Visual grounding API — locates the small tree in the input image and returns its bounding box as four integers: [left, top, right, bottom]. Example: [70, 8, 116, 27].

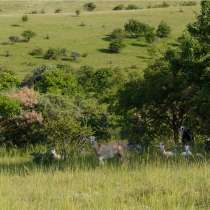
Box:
[124, 19, 148, 38]
[109, 28, 126, 40]
[22, 15, 28, 22]
[113, 4, 124, 10]
[21, 30, 36, 42]
[144, 26, 156, 43]
[75, 9, 81, 16]
[109, 39, 125, 53]
[83, 2, 96, 11]
[156, 21, 171, 38]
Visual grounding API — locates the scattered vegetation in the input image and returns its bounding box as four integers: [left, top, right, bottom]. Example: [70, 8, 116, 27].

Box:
[83, 2, 96, 11]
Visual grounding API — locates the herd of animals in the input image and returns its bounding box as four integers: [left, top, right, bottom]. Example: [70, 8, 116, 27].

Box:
[31, 126, 210, 165]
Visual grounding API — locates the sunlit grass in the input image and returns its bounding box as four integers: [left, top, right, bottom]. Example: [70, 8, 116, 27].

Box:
[0, 149, 209, 210]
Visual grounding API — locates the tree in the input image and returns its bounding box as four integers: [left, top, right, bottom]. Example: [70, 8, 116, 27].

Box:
[21, 30, 36, 42]
[109, 39, 125, 53]
[118, 0, 210, 143]
[109, 28, 126, 40]
[156, 21, 171, 38]
[22, 15, 28, 22]
[124, 19, 148, 38]
[83, 2, 96, 11]
[75, 9, 81, 16]
[188, 0, 210, 50]
[144, 26, 156, 43]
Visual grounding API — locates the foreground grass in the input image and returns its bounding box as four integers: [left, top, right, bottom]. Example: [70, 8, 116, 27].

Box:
[0, 152, 210, 210]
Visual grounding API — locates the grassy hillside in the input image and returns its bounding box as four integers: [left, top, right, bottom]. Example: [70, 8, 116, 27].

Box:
[0, 2, 199, 78]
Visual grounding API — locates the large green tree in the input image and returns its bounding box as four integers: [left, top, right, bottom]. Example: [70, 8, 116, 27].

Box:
[118, 0, 210, 144]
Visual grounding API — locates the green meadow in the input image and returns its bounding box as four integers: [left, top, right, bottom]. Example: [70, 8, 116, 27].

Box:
[0, 1, 199, 78]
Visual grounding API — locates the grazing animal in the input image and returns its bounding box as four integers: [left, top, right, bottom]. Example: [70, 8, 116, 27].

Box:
[179, 126, 194, 145]
[181, 145, 193, 157]
[159, 143, 176, 158]
[89, 136, 126, 165]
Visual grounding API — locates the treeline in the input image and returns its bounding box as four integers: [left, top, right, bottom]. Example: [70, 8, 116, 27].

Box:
[0, 0, 209, 150]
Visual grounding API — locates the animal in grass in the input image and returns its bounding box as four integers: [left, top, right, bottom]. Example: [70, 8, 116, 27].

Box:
[159, 143, 176, 158]
[181, 145, 193, 157]
[89, 136, 127, 165]
[179, 126, 194, 146]
[31, 148, 61, 163]
[204, 139, 210, 153]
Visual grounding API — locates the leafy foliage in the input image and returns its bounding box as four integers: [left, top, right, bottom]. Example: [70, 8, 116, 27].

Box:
[156, 21, 171, 38]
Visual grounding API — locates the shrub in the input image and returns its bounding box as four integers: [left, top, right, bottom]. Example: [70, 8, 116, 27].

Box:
[109, 39, 125, 53]
[156, 21, 171, 38]
[71, 51, 81, 61]
[21, 30, 36, 42]
[31, 10, 38, 14]
[126, 4, 139, 10]
[83, 2, 96, 11]
[43, 48, 68, 60]
[144, 26, 156, 43]
[54, 8, 62, 13]
[8, 36, 21, 43]
[75, 9, 80, 16]
[124, 19, 149, 38]
[180, 1, 197, 6]
[33, 67, 80, 96]
[44, 48, 59, 60]
[9, 87, 39, 109]
[109, 28, 126, 40]
[113, 4, 124, 10]
[29, 48, 43, 56]
[0, 70, 19, 91]
[22, 15, 28, 22]
[0, 95, 21, 118]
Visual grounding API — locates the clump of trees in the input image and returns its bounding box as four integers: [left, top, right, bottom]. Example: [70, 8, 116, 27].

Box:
[117, 0, 210, 144]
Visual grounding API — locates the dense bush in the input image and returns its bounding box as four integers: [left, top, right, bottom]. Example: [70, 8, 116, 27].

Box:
[156, 21, 171, 38]
[21, 30, 36, 42]
[113, 4, 124, 10]
[180, 1, 197, 6]
[54, 8, 62, 13]
[0, 95, 21, 118]
[126, 4, 139, 10]
[44, 48, 68, 60]
[83, 2, 96, 11]
[33, 67, 80, 96]
[109, 28, 126, 40]
[29, 48, 43, 56]
[0, 70, 19, 91]
[22, 15, 28, 22]
[124, 19, 149, 38]
[144, 26, 156, 43]
[8, 36, 21, 43]
[109, 39, 125, 53]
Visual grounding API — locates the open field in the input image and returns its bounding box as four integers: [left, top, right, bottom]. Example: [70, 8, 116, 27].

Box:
[0, 1, 199, 78]
[0, 152, 210, 210]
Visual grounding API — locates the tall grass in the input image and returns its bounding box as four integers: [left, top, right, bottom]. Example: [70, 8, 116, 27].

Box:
[0, 148, 210, 210]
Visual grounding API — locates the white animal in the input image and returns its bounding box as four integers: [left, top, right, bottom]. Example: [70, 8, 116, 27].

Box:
[181, 145, 193, 157]
[159, 143, 176, 158]
[50, 148, 61, 160]
[89, 136, 126, 165]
